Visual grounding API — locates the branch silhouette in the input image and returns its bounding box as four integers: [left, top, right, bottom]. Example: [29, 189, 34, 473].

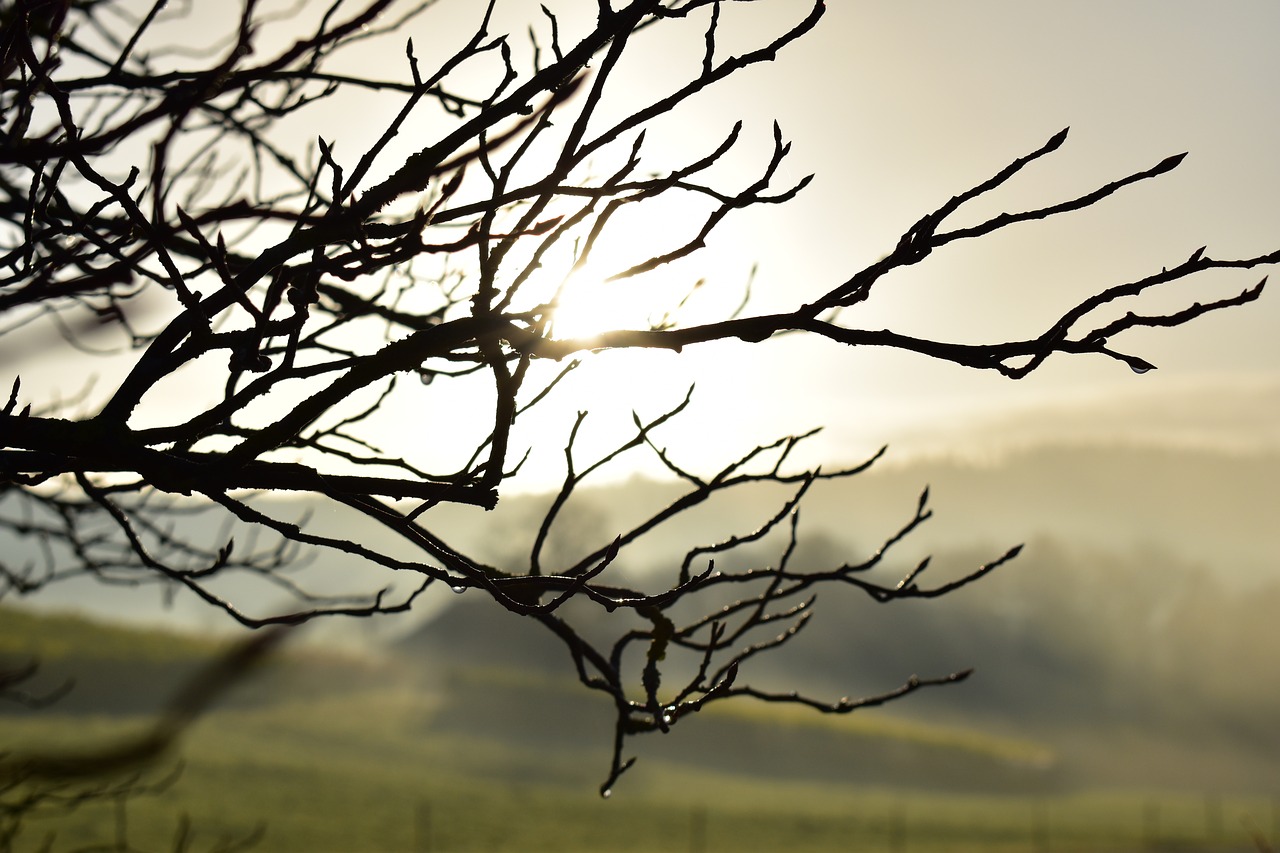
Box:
[0, 0, 1272, 800]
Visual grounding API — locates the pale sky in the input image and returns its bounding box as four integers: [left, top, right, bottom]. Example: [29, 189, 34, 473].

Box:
[7, 1, 1278, 490]
[469, 0, 1280, 484]
[756, 1, 1277, 463]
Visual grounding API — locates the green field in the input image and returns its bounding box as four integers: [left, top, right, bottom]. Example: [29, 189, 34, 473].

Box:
[2, 609, 1275, 852]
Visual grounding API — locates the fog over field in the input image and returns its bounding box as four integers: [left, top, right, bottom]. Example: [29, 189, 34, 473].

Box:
[12, 374, 1277, 619]
[6, 377, 1277, 796]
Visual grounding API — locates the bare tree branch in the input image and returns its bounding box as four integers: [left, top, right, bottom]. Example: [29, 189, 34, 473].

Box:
[0, 0, 1271, 800]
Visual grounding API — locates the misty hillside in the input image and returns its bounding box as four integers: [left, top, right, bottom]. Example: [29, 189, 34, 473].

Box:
[0, 606, 391, 716]
[397, 531, 1280, 793]
[0, 605, 1060, 799]
[4, 438, 1278, 793]
[476, 443, 1277, 585]
[5, 441, 1275, 633]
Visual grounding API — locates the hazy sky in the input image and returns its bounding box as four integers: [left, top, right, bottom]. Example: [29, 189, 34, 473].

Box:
[468, 0, 1280, 483]
[8, 1, 1278, 490]
[773, 1, 1277, 460]
[700, 3, 1277, 425]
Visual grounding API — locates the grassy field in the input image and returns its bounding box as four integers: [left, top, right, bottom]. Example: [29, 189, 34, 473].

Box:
[6, 692, 1276, 852]
[2, 609, 1276, 852]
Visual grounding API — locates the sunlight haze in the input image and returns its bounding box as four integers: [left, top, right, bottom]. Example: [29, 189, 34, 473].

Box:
[5, 1, 1275, 488]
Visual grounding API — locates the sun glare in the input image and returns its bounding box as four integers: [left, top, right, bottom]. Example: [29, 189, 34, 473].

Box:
[544, 246, 693, 343]
[537, 194, 729, 343]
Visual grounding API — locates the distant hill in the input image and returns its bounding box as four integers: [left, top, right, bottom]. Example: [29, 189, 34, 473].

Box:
[5, 429, 1278, 791]
[1, 606, 1061, 795]
[6, 439, 1275, 626]
[0, 606, 390, 716]
[397, 529, 1280, 792]
[452, 442, 1279, 589]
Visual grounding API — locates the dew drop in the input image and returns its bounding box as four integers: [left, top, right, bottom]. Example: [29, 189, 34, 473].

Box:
[450, 585, 467, 594]
[1129, 363, 1155, 375]
[601, 788, 612, 799]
